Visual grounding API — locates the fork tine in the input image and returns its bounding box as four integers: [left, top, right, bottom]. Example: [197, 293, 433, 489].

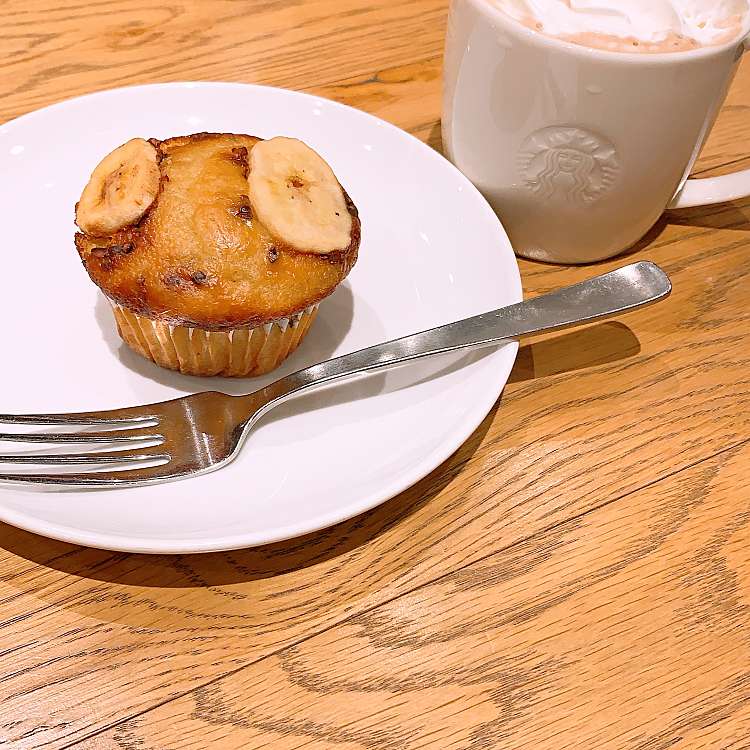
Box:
[0, 464, 182, 486]
[0, 452, 169, 465]
[0, 412, 157, 426]
[0, 430, 163, 444]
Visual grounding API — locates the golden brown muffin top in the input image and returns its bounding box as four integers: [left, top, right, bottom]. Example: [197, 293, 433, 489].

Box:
[74, 133, 360, 330]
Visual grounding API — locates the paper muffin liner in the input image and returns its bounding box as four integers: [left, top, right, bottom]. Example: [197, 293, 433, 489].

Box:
[111, 303, 319, 377]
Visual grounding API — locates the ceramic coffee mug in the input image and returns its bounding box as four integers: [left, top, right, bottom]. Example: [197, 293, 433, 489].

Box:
[443, 0, 750, 263]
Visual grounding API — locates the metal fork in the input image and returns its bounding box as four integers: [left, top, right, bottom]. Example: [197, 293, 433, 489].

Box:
[0, 261, 670, 488]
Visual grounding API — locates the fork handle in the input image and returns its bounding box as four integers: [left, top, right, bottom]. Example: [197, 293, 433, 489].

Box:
[260, 261, 671, 404]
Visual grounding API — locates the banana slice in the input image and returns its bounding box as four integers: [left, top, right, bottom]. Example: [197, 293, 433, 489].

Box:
[247, 137, 352, 254]
[76, 138, 160, 235]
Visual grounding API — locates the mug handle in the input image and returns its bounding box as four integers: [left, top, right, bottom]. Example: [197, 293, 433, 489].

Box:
[668, 168, 750, 209]
[669, 36, 750, 210]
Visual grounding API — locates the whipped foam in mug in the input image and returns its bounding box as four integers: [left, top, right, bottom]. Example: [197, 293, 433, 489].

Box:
[490, 0, 749, 53]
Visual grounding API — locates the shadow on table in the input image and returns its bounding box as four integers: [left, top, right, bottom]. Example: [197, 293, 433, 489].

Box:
[509, 320, 640, 385]
[667, 199, 750, 231]
[427, 120, 443, 154]
[0, 321, 641, 589]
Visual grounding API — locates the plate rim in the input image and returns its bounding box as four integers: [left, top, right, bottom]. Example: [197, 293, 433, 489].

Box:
[0, 81, 522, 554]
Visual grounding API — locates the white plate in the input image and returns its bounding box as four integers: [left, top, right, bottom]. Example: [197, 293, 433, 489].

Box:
[0, 82, 521, 554]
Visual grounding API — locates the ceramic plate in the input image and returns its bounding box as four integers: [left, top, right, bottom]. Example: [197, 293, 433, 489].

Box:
[0, 82, 521, 553]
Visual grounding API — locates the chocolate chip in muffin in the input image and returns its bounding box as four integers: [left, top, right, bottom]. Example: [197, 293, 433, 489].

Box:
[191, 271, 209, 286]
[90, 242, 135, 271]
[91, 242, 133, 258]
[163, 272, 184, 289]
[164, 268, 215, 290]
[267, 246, 279, 263]
[232, 195, 253, 221]
[228, 146, 249, 178]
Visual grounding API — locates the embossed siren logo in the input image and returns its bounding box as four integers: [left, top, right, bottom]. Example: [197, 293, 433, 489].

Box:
[518, 127, 619, 204]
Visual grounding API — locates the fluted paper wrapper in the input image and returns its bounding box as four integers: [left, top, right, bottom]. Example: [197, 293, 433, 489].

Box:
[111, 304, 318, 377]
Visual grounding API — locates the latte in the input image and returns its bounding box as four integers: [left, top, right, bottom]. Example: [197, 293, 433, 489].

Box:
[489, 0, 749, 53]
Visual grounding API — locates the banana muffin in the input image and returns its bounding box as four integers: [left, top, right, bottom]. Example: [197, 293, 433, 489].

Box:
[74, 133, 360, 376]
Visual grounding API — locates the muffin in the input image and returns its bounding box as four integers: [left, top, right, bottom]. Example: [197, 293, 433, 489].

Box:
[74, 133, 360, 376]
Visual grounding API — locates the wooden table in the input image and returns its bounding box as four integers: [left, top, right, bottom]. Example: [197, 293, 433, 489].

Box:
[2, 2, 750, 748]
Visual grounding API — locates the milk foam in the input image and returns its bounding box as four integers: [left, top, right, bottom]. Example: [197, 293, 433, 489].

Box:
[492, 0, 749, 50]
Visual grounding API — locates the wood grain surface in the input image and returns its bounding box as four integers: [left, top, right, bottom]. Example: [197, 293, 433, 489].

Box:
[1, 1, 750, 748]
[82, 443, 750, 750]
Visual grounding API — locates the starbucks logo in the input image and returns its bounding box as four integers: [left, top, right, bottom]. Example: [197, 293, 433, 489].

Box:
[518, 126, 619, 204]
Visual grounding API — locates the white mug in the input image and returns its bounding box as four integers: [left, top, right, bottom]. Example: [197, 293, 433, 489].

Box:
[443, 0, 750, 264]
